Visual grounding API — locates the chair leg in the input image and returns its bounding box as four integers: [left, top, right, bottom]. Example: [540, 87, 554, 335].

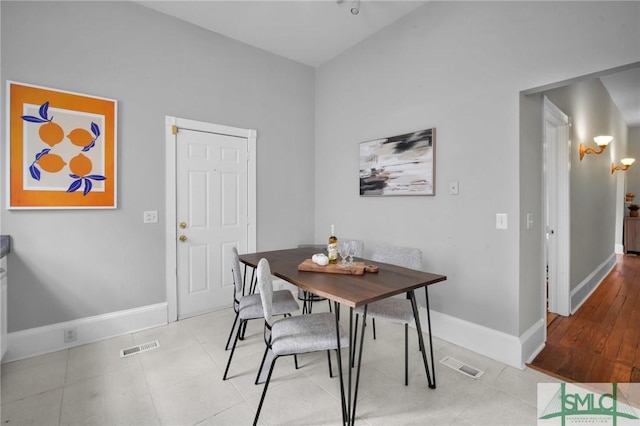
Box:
[249, 270, 257, 294]
[253, 356, 279, 426]
[223, 319, 244, 380]
[242, 266, 248, 296]
[404, 323, 409, 386]
[239, 323, 246, 340]
[326, 350, 333, 378]
[294, 354, 299, 369]
[372, 318, 377, 339]
[302, 291, 311, 315]
[239, 319, 249, 340]
[224, 312, 240, 350]
[255, 344, 271, 385]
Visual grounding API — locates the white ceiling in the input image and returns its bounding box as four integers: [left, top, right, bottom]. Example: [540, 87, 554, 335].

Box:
[134, 0, 427, 67]
[134, 0, 640, 127]
[601, 67, 640, 127]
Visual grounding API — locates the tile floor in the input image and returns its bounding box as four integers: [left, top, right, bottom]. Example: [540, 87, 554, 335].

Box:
[1, 303, 560, 425]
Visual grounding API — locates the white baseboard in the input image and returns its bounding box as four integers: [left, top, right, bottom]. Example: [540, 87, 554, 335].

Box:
[2, 294, 545, 370]
[520, 319, 546, 364]
[570, 253, 616, 314]
[615, 244, 625, 254]
[3, 302, 168, 363]
[416, 307, 543, 370]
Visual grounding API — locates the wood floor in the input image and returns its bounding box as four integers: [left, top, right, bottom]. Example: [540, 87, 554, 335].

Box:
[528, 253, 640, 383]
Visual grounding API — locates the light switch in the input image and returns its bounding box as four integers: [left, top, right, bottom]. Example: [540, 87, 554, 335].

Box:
[526, 213, 534, 229]
[496, 213, 508, 230]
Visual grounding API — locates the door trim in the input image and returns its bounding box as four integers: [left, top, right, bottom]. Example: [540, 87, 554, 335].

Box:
[542, 97, 571, 320]
[165, 116, 256, 322]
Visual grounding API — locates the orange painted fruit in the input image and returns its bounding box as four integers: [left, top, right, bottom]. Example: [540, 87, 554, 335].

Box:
[36, 153, 66, 173]
[67, 128, 93, 147]
[39, 122, 64, 147]
[69, 153, 93, 177]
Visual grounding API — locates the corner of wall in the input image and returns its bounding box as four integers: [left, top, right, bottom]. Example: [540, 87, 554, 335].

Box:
[418, 307, 529, 370]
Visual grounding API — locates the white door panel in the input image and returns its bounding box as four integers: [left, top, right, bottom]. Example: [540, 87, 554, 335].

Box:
[543, 97, 570, 320]
[176, 129, 248, 319]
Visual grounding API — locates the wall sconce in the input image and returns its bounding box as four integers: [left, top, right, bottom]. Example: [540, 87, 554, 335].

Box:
[611, 158, 636, 174]
[579, 135, 613, 160]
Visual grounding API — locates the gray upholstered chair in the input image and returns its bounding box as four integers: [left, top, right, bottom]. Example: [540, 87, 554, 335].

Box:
[354, 245, 425, 385]
[223, 247, 299, 380]
[253, 258, 349, 426]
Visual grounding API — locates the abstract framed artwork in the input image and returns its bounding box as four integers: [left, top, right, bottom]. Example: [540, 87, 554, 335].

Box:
[359, 128, 435, 196]
[7, 81, 117, 209]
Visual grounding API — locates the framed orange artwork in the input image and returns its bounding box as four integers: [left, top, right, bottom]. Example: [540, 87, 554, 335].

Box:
[7, 81, 117, 209]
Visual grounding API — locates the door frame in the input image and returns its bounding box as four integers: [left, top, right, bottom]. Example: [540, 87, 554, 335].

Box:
[542, 97, 571, 321]
[165, 116, 256, 322]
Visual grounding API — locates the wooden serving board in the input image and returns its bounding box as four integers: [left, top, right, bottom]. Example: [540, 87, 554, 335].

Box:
[298, 259, 366, 275]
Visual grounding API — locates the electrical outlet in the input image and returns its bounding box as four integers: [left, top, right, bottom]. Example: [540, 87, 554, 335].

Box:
[64, 328, 77, 343]
[143, 210, 158, 224]
[449, 181, 459, 195]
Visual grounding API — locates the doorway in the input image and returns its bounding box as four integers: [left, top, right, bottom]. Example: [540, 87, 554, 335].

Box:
[165, 117, 257, 321]
[543, 97, 571, 324]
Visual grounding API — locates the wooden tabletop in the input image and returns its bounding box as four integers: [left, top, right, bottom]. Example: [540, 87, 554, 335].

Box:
[239, 247, 447, 308]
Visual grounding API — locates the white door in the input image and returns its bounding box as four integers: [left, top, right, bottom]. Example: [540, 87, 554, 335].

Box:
[165, 117, 256, 322]
[175, 128, 248, 319]
[543, 97, 571, 319]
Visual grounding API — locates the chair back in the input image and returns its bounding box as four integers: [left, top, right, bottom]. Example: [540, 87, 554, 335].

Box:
[299, 241, 364, 257]
[230, 247, 244, 297]
[298, 243, 326, 250]
[372, 245, 422, 270]
[343, 239, 364, 257]
[257, 258, 274, 324]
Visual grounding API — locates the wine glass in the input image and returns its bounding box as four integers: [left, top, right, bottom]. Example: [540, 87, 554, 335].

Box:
[338, 241, 350, 268]
[347, 240, 358, 266]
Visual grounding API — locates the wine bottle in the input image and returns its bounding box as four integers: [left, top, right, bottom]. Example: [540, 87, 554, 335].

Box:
[327, 224, 338, 264]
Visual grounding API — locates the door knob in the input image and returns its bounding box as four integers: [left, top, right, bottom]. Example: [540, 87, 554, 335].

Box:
[179, 235, 187, 242]
[179, 222, 187, 229]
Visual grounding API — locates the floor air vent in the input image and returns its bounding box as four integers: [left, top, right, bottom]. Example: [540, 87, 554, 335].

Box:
[439, 356, 484, 379]
[120, 340, 160, 358]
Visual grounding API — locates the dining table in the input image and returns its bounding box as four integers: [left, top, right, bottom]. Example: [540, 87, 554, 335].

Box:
[238, 246, 447, 426]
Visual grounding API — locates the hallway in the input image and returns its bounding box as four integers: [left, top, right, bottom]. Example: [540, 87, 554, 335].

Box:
[529, 254, 640, 382]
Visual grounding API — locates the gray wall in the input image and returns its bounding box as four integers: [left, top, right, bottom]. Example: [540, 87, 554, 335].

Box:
[628, 126, 640, 202]
[544, 79, 628, 290]
[315, 1, 640, 336]
[518, 92, 544, 334]
[0, 1, 315, 331]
